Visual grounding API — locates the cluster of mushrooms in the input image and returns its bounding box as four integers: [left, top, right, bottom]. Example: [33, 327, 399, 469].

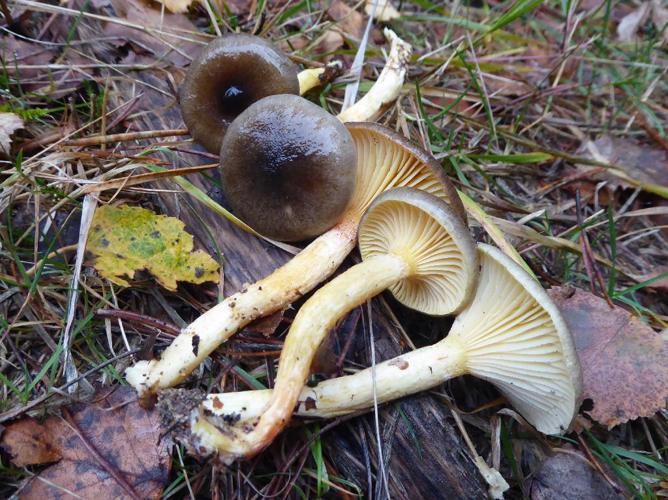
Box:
[125, 32, 583, 465]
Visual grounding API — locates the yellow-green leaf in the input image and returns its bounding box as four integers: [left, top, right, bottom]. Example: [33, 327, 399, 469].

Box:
[87, 205, 219, 290]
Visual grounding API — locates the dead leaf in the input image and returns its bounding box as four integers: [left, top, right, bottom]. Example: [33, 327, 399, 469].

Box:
[316, 30, 345, 55]
[107, 0, 207, 67]
[87, 205, 220, 290]
[0, 37, 53, 91]
[549, 286, 668, 428]
[0, 418, 62, 466]
[245, 309, 286, 337]
[617, 2, 651, 42]
[652, 0, 668, 44]
[1, 387, 171, 499]
[578, 135, 668, 189]
[155, 0, 195, 14]
[529, 452, 624, 499]
[0, 113, 24, 155]
[328, 0, 365, 39]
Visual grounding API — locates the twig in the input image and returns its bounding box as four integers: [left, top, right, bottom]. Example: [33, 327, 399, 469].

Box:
[95, 309, 181, 337]
[65, 128, 189, 147]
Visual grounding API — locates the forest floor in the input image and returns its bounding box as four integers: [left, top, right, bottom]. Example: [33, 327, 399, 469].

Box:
[1, 0, 667, 498]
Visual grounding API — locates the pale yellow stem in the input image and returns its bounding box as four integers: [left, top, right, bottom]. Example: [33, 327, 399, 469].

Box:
[126, 218, 358, 397]
[199, 335, 466, 424]
[193, 252, 412, 461]
[298, 68, 326, 95]
[336, 29, 412, 123]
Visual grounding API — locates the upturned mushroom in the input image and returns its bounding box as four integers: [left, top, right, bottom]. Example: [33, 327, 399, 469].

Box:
[126, 124, 465, 399]
[220, 94, 357, 241]
[185, 188, 478, 461]
[192, 243, 581, 451]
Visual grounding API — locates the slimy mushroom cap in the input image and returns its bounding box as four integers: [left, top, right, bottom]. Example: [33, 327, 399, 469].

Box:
[220, 95, 357, 242]
[180, 34, 300, 153]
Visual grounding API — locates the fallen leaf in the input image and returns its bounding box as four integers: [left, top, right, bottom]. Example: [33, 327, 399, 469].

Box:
[0, 36, 53, 84]
[0, 113, 24, 155]
[316, 30, 345, 55]
[617, 2, 651, 42]
[0, 418, 62, 466]
[155, 0, 194, 13]
[87, 205, 220, 290]
[328, 0, 365, 39]
[1, 387, 171, 499]
[651, 0, 668, 43]
[245, 308, 286, 337]
[107, 0, 207, 67]
[529, 452, 624, 499]
[578, 135, 668, 189]
[549, 286, 668, 428]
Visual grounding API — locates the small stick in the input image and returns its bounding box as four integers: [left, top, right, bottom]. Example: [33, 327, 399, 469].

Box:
[0, 0, 13, 26]
[95, 309, 181, 337]
[65, 129, 188, 147]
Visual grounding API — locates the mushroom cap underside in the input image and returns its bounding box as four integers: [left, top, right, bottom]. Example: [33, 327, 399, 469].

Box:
[345, 123, 466, 223]
[449, 243, 582, 435]
[358, 188, 478, 316]
[180, 34, 300, 153]
[220, 94, 357, 242]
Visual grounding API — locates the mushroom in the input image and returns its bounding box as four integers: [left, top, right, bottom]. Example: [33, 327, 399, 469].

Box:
[180, 30, 411, 153]
[220, 94, 357, 242]
[126, 123, 465, 400]
[193, 243, 582, 449]
[180, 34, 300, 154]
[187, 188, 478, 461]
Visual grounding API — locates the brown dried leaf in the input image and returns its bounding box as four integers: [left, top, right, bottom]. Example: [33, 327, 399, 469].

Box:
[578, 135, 668, 189]
[617, 2, 651, 42]
[245, 308, 285, 337]
[0, 113, 24, 155]
[0, 418, 61, 467]
[549, 286, 668, 428]
[529, 452, 624, 499]
[107, 0, 207, 67]
[1, 387, 171, 499]
[328, 0, 365, 39]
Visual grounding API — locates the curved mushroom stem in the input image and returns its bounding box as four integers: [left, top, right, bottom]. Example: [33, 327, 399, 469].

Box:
[126, 218, 358, 397]
[190, 253, 418, 461]
[337, 28, 412, 123]
[198, 336, 467, 427]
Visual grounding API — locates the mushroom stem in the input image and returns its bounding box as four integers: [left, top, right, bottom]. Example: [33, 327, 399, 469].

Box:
[212, 253, 411, 459]
[199, 337, 467, 424]
[297, 61, 342, 95]
[337, 28, 412, 123]
[125, 218, 358, 396]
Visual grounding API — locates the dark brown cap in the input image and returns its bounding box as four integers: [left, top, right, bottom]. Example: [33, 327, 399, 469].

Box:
[220, 95, 357, 242]
[180, 34, 299, 153]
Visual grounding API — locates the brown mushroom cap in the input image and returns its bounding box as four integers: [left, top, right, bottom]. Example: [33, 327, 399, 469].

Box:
[180, 34, 300, 154]
[220, 94, 357, 242]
